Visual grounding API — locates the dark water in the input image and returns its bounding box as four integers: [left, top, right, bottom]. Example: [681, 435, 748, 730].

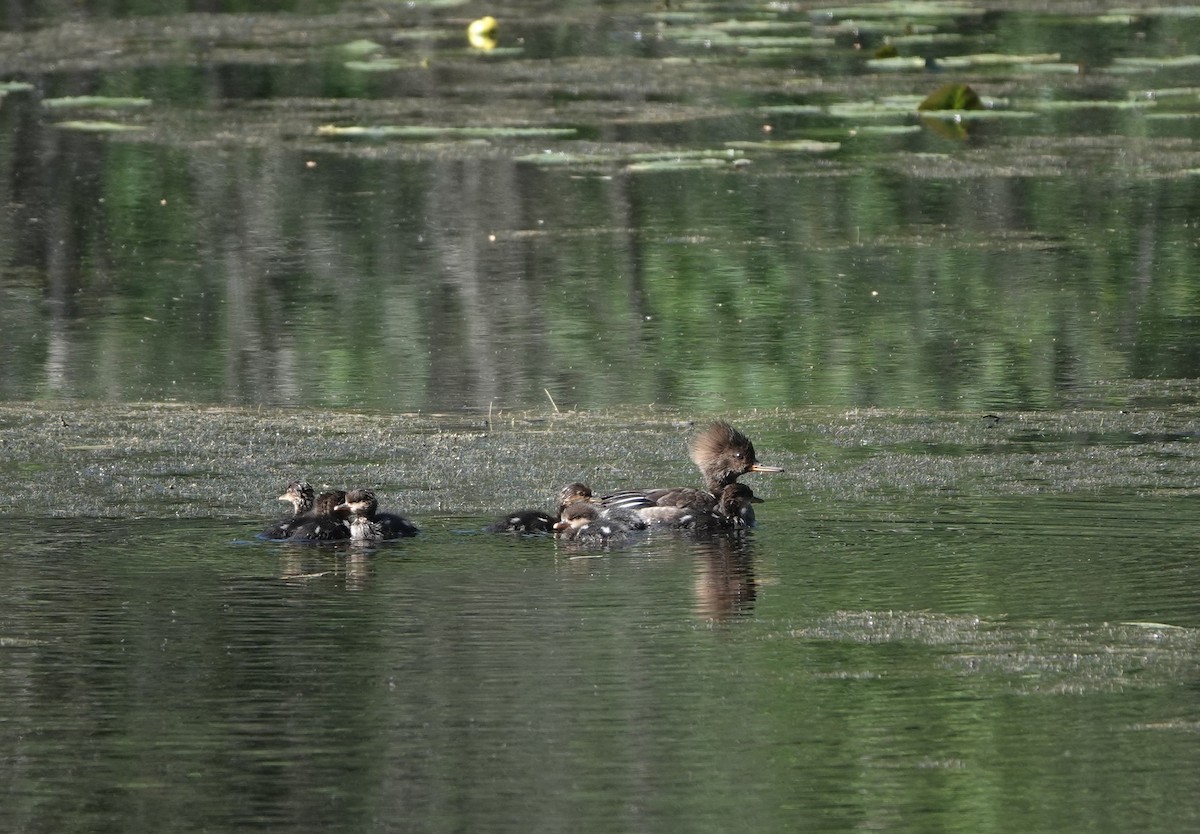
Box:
[2, 496, 1199, 833]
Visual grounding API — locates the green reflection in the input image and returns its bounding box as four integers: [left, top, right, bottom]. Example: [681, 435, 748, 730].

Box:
[3, 1, 1200, 412]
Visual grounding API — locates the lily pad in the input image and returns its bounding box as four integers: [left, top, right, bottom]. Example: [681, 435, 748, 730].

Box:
[624, 158, 734, 172]
[672, 32, 835, 49]
[814, 2, 985, 19]
[43, 96, 152, 109]
[760, 105, 826, 116]
[867, 56, 928, 70]
[1111, 55, 1200, 69]
[344, 58, 417, 72]
[337, 39, 384, 57]
[515, 148, 747, 169]
[852, 124, 924, 135]
[1030, 98, 1156, 111]
[0, 81, 34, 93]
[725, 139, 841, 152]
[627, 149, 745, 162]
[317, 125, 577, 139]
[828, 97, 927, 118]
[935, 52, 1062, 68]
[1110, 5, 1200, 16]
[54, 120, 146, 132]
[917, 109, 1037, 121]
[919, 83, 982, 111]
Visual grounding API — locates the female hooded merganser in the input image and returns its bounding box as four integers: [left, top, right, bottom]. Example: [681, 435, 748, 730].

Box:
[553, 502, 642, 543]
[336, 489, 419, 540]
[603, 421, 782, 515]
[261, 480, 316, 540]
[484, 482, 597, 534]
[635, 484, 764, 530]
[286, 489, 351, 541]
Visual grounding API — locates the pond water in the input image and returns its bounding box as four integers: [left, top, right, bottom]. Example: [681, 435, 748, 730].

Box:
[2, 406, 1200, 833]
[2, 1, 1200, 411]
[2, 496, 1199, 833]
[2, 0, 1200, 831]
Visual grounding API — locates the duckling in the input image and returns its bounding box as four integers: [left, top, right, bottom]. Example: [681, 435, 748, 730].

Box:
[336, 489, 419, 540]
[260, 480, 315, 540]
[286, 490, 351, 542]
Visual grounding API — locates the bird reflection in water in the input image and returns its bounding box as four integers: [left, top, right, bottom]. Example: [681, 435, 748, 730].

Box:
[273, 543, 375, 590]
[690, 533, 758, 622]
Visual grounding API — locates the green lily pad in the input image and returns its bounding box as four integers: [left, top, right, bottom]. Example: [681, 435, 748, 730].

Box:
[1030, 98, 1156, 111]
[0, 81, 34, 93]
[672, 31, 835, 49]
[317, 125, 577, 139]
[725, 139, 841, 152]
[43, 96, 152, 109]
[1111, 5, 1200, 16]
[1144, 112, 1200, 120]
[344, 59, 416, 72]
[816, 2, 985, 18]
[1136, 86, 1200, 100]
[515, 148, 746, 169]
[852, 124, 925, 135]
[1111, 55, 1200, 69]
[338, 39, 384, 57]
[936, 52, 1062, 68]
[867, 56, 928, 70]
[917, 109, 1037, 121]
[627, 149, 746, 163]
[54, 120, 146, 132]
[624, 158, 733, 172]
[828, 97, 926, 118]
[1016, 62, 1083, 74]
[760, 105, 826, 116]
[919, 83, 982, 111]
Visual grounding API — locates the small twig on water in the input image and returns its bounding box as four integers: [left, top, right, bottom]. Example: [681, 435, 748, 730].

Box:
[544, 388, 560, 414]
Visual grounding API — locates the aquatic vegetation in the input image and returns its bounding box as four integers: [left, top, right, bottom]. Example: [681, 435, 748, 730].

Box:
[53, 120, 146, 132]
[42, 96, 152, 109]
[317, 125, 577, 140]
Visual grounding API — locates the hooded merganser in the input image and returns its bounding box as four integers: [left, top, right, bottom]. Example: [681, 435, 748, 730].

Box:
[286, 489, 351, 541]
[261, 480, 316, 540]
[603, 421, 782, 514]
[633, 484, 763, 530]
[336, 489, 419, 540]
[484, 482, 597, 534]
[553, 502, 643, 543]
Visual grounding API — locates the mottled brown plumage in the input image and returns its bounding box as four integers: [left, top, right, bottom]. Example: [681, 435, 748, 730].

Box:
[602, 421, 781, 521]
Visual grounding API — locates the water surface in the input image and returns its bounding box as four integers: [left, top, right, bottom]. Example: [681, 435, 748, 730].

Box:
[3, 495, 1198, 833]
[3, 1, 1200, 830]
